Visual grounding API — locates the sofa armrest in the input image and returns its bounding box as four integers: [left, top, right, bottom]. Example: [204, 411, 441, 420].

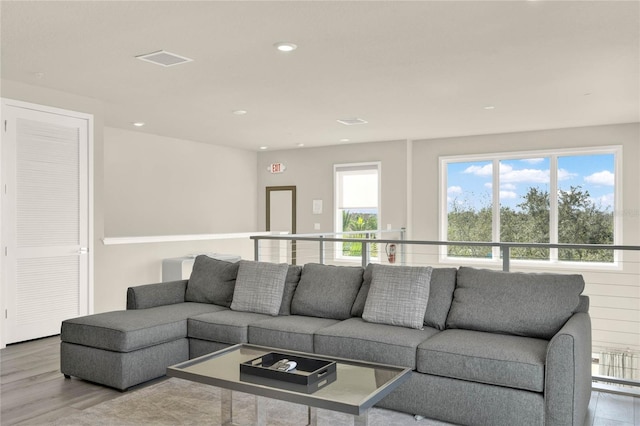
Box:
[126, 280, 188, 309]
[544, 312, 592, 426]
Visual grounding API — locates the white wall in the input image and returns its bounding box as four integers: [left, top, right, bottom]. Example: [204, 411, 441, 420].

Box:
[104, 127, 257, 236]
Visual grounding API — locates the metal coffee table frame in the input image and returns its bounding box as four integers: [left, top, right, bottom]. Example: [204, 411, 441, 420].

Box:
[167, 344, 411, 426]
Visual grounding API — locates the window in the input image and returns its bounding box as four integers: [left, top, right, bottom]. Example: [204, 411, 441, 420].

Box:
[441, 147, 619, 264]
[334, 163, 380, 259]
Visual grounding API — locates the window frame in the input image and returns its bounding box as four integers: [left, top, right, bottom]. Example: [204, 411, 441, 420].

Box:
[334, 161, 382, 262]
[439, 146, 622, 269]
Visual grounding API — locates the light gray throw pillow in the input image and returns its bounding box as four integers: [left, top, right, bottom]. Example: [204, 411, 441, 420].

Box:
[230, 260, 288, 316]
[362, 264, 433, 330]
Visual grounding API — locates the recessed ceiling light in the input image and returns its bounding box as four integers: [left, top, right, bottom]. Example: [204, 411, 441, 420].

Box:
[259, 146, 268, 150]
[233, 110, 247, 115]
[274, 42, 297, 52]
[132, 122, 145, 127]
[483, 106, 496, 110]
[297, 143, 305, 147]
[340, 138, 350, 142]
[337, 118, 368, 126]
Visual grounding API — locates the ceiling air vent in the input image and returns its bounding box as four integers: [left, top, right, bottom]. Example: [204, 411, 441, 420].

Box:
[135, 50, 193, 67]
[337, 118, 368, 126]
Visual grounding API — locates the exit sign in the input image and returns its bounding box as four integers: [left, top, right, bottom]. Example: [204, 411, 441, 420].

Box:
[268, 163, 286, 174]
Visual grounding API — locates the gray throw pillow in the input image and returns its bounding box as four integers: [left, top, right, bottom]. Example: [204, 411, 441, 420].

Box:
[279, 265, 303, 316]
[362, 264, 433, 330]
[446, 267, 585, 339]
[185, 255, 239, 307]
[231, 260, 289, 316]
[351, 265, 456, 331]
[291, 263, 364, 320]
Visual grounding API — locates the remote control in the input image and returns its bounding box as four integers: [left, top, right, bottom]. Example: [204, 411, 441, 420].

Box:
[271, 359, 297, 371]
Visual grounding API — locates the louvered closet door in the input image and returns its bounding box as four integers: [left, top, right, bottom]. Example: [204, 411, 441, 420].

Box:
[3, 102, 90, 344]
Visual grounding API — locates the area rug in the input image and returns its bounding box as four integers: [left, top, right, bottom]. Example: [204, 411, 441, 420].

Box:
[52, 378, 451, 425]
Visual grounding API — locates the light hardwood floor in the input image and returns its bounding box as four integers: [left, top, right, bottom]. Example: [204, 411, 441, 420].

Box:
[1, 336, 639, 425]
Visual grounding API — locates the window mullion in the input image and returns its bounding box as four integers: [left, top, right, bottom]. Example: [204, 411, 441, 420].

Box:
[492, 159, 501, 260]
[549, 155, 559, 262]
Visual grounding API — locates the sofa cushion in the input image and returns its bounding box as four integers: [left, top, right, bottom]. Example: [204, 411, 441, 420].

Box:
[446, 267, 585, 339]
[423, 268, 457, 330]
[61, 302, 224, 352]
[362, 264, 432, 329]
[314, 317, 439, 369]
[351, 266, 457, 331]
[291, 263, 363, 320]
[350, 263, 374, 316]
[185, 256, 239, 307]
[278, 265, 303, 316]
[416, 329, 548, 392]
[230, 260, 288, 316]
[187, 310, 272, 344]
[248, 315, 340, 353]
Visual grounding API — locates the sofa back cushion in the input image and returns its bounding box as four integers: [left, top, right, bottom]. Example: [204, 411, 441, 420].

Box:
[423, 268, 457, 330]
[279, 265, 303, 316]
[185, 255, 239, 307]
[446, 267, 585, 339]
[291, 263, 363, 320]
[351, 265, 457, 330]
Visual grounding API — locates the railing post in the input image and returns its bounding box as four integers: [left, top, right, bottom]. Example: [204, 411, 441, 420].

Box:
[400, 227, 406, 265]
[319, 236, 324, 265]
[254, 238, 260, 261]
[362, 233, 370, 268]
[502, 245, 510, 271]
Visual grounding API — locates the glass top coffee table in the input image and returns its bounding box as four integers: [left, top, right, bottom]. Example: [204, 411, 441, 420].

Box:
[167, 344, 411, 426]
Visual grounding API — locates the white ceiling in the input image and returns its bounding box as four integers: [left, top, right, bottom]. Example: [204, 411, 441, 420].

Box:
[1, 1, 638, 151]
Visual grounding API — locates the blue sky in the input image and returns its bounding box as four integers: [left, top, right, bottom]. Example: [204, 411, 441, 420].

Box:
[447, 154, 615, 211]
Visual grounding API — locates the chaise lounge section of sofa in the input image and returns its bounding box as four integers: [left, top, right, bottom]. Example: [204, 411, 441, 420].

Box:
[61, 256, 591, 426]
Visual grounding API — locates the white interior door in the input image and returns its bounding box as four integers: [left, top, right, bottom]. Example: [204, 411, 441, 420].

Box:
[1, 99, 92, 345]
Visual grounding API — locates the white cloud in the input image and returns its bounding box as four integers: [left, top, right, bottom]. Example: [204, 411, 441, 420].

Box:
[484, 182, 492, 189]
[500, 190, 518, 199]
[558, 168, 578, 181]
[464, 162, 578, 184]
[464, 164, 492, 176]
[447, 185, 463, 194]
[501, 183, 517, 190]
[585, 170, 614, 186]
[500, 167, 549, 183]
[521, 158, 545, 164]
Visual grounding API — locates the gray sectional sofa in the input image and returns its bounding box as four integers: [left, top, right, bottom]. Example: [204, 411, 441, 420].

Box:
[60, 256, 592, 426]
